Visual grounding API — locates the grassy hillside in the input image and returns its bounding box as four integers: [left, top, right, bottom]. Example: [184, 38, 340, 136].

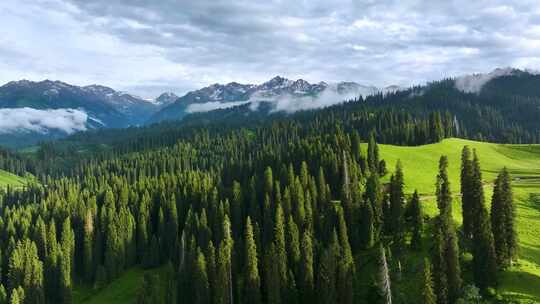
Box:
[375, 138, 540, 303]
[0, 169, 27, 188]
[74, 267, 168, 304]
[74, 138, 540, 303]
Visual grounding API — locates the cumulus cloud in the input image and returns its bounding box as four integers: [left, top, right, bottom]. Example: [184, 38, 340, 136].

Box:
[1, 0, 540, 97]
[0, 108, 89, 134]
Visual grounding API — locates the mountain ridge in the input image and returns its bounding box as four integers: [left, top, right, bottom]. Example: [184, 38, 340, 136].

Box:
[1, 68, 539, 148]
[149, 75, 399, 122]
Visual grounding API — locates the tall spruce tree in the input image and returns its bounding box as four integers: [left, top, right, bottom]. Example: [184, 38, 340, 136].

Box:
[193, 248, 210, 304]
[243, 217, 261, 304]
[389, 160, 405, 252]
[409, 190, 423, 250]
[365, 173, 383, 238]
[435, 156, 462, 303]
[0, 285, 6, 304]
[336, 207, 355, 304]
[421, 258, 436, 304]
[491, 168, 518, 268]
[470, 151, 498, 290]
[377, 244, 392, 304]
[274, 203, 288, 294]
[265, 244, 281, 304]
[216, 216, 234, 304]
[368, 132, 380, 173]
[360, 202, 375, 249]
[460, 146, 474, 243]
[317, 230, 339, 304]
[431, 225, 448, 304]
[299, 230, 314, 302]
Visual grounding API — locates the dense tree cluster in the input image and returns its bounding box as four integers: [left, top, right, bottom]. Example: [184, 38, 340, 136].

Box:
[0, 88, 521, 303]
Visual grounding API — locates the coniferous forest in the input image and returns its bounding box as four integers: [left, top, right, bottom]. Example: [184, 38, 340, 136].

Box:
[0, 96, 521, 304]
[3, 1, 540, 302]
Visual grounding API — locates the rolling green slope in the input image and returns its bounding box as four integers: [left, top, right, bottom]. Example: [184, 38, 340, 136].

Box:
[74, 138, 540, 304]
[375, 138, 540, 303]
[74, 267, 168, 304]
[73, 268, 145, 304]
[0, 169, 26, 188]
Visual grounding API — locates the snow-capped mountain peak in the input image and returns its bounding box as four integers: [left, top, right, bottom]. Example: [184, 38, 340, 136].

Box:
[154, 92, 179, 105]
[150, 75, 404, 122]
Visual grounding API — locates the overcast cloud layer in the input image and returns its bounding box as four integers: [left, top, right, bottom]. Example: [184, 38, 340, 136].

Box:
[1, 0, 540, 98]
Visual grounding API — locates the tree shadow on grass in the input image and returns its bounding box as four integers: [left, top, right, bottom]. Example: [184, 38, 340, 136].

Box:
[519, 243, 540, 266]
[500, 270, 540, 303]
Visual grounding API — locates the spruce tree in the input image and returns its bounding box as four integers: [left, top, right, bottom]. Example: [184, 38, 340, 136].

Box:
[460, 146, 473, 242]
[7, 240, 45, 304]
[59, 252, 72, 304]
[9, 288, 20, 304]
[0, 285, 6, 304]
[216, 216, 234, 304]
[243, 217, 261, 304]
[365, 173, 383, 237]
[409, 190, 423, 250]
[286, 216, 300, 277]
[61, 217, 75, 282]
[299, 231, 314, 302]
[45, 223, 59, 303]
[336, 207, 355, 304]
[193, 248, 210, 304]
[470, 151, 498, 290]
[389, 160, 405, 252]
[431, 225, 448, 304]
[137, 192, 150, 262]
[231, 181, 243, 238]
[491, 172, 506, 267]
[83, 210, 94, 283]
[264, 166, 274, 197]
[435, 156, 462, 303]
[368, 132, 380, 173]
[264, 244, 281, 304]
[274, 203, 288, 291]
[360, 202, 375, 249]
[421, 258, 436, 304]
[491, 168, 517, 267]
[377, 244, 392, 304]
[317, 230, 339, 304]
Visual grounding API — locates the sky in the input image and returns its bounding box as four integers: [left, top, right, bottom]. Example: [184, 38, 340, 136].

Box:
[1, 0, 540, 99]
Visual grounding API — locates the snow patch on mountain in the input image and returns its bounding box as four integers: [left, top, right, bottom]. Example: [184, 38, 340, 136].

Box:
[180, 76, 401, 114]
[153, 92, 179, 105]
[0, 108, 89, 134]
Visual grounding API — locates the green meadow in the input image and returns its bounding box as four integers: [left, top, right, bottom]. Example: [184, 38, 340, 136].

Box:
[376, 138, 540, 303]
[73, 138, 540, 303]
[73, 267, 168, 304]
[0, 169, 27, 188]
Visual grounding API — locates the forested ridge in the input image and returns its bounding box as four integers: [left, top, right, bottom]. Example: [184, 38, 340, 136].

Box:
[0, 73, 536, 303]
[3, 71, 540, 180]
[0, 104, 518, 303]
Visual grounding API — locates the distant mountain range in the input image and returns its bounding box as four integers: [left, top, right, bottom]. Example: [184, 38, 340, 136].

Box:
[0, 76, 398, 146]
[0, 80, 176, 147]
[0, 68, 538, 148]
[149, 76, 400, 122]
